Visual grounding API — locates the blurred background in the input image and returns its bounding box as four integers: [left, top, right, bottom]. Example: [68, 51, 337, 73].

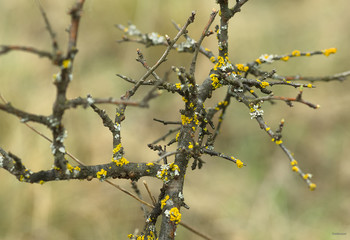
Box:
[0, 0, 349, 239]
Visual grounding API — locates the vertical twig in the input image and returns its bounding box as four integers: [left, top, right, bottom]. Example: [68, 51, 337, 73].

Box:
[189, 9, 218, 77]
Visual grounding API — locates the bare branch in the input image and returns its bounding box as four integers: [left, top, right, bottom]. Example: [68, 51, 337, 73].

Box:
[67, 0, 85, 54]
[0, 102, 51, 126]
[123, 11, 196, 101]
[66, 96, 141, 109]
[36, 1, 60, 56]
[153, 118, 182, 125]
[189, 9, 218, 76]
[1, 1, 349, 239]
[230, 0, 250, 17]
[0, 45, 53, 60]
[249, 92, 320, 109]
[282, 70, 350, 82]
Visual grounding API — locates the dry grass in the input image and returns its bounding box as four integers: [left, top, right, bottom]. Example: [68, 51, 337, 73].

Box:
[0, 1, 349, 239]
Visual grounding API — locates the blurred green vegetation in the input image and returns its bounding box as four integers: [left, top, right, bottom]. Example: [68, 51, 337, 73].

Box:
[0, 1, 349, 239]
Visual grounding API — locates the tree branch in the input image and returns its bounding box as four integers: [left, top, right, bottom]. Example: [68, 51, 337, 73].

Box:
[0, 45, 53, 60]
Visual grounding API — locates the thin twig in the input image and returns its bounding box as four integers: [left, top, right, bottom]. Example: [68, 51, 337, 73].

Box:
[230, 0, 250, 17]
[154, 151, 179, 163]
[106, 180, 154, 208]
[151, 127, 181, 145]
[143, 180, 156, 205]
[190, 9, 218, 76]
[67, 0, 85, 53]
[171, 20, 217, 61]
[179, 222, 213, 240]
[212, 93, 231, 142]
[140, 77, 167, 107]
[131, 180, 149, 217]
[0, 45, 53, 60]
[153, 118, 181, 125]
[283, 70, 350, 82]
[202, 148, 243, 165]
[66, 96, 141, 109]
[0, 102, 51, 126]
[136, 48, 162, 81]
[36, 1, 60, 54]
[249, 93, 319, 109]
[124, 11, 196, 100]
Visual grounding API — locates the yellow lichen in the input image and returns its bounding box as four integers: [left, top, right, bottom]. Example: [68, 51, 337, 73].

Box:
[275, 139, 283, 145]
[292, 50, 301, 56]
[161, 195, 170, 209]
[260, 81, 269, 88]
[175, 131, 180, 141]
[113, 143, 122, 155]
[323, 48, 337, 56]
[147, 231, 156, 240]
[292, 166, 299, 172]
[210, 73, 221, 89]
[169, 163, 180, 174]
[189, 102, 194, 109]
[168, 207, 181, 224]
[62, 59, 71, 69]
[113, 157, 129, 166]
[235, 63, 249, 72]
[236, 159, 244, 168]
[74, 166, 81, 171]
[281, 56, 289, 61]
[309, 183, 316, 191]
[303, 173, 310, 179]
[66, 163, 74, 172]
[290, 159, 298, 166]
[181, 114, 192, 125]
[175, 83, 182, 90]
[96, 168, 107, 179]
